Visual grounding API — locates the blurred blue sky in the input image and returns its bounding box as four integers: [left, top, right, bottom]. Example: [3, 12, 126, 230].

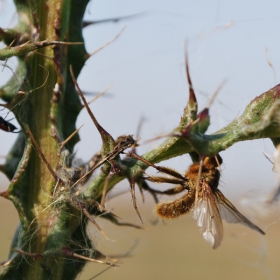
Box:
[0, 0, 279, 208]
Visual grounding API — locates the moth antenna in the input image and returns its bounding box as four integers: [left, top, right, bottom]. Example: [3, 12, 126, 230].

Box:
[26, 125, 58, 181]
[88, 27, 125, 58]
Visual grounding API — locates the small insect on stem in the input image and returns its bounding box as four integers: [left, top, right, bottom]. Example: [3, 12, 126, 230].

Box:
[0, 116, 19, 133]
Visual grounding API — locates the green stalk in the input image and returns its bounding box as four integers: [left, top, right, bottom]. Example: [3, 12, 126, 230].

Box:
[0, 1, 88, 279]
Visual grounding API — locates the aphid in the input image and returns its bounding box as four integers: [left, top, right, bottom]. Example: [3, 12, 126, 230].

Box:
[0, 116, 19, 133]
[143, 154, 265, 249]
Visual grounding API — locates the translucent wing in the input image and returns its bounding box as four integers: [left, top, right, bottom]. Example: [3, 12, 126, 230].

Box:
[215, 189, 265, 235]
[192, 182, 223, 249]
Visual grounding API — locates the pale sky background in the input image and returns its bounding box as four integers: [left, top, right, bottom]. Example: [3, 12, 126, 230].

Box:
[0, 0, 280, 207]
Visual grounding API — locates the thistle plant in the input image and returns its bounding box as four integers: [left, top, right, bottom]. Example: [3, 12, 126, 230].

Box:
[0, 1, 279, 280]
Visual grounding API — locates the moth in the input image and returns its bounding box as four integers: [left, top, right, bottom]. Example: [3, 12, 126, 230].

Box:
[0, 117, 18, 133]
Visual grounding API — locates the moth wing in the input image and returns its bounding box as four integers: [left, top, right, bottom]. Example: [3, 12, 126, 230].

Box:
[215, 189, 265, 235]
[192, 182, 223, 249]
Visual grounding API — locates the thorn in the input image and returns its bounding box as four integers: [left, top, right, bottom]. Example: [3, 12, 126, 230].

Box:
[13, 248, 43, 260]
[126, 152, 157, 169]
[184, 42, 197, 105]
[69, 65, 115, 148]
[26, 125, 58, 181]
[263, 152, 274, 165]
[59, 125, 84, 150]
[82, 207, 110, 240]
[100, 172, 114, 211]
[8, 39, 16, 48]
[130, 178, 143, 223]
[1, 259, 11, 267]
[69, 251, 118, 267]
[87, 27, 126, 58]
[87, 83, 113, 105]
[101, 160, 125, 210]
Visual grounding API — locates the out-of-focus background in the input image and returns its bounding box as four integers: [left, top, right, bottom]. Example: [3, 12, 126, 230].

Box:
[1, 0, 280, 279]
